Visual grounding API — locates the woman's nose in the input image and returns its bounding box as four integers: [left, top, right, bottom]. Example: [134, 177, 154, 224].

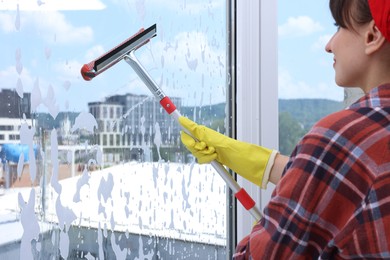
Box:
[325, 40, 332, 53]
[325, 34, 335, 53]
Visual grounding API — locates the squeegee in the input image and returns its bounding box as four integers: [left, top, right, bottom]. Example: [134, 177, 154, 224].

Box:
[81, 24, 262, 221]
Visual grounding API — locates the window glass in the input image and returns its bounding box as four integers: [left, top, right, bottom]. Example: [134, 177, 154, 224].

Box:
[0, 1, 228, 259]
[278, 0, 345, 155]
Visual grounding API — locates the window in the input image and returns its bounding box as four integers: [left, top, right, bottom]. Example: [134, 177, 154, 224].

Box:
[8, 134, 20, 140]
[109, 107, 114, 119]
[278, 0, 345, 156]
[97, 121, 104, 132]
[96, 107, 100, 118]
[116, 134, 120, 146]
[103, 134, 107, 146]
[0, 1, 230, 259]
[103, 107, 108, 119]
[0, 125, 13, 131]
[116, 107, 121, 119]
[235, 0, 358, 248]
[106, 120, 111, 132]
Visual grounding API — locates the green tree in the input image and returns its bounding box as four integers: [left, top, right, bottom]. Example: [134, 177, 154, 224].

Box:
[279, 111, 306, 156]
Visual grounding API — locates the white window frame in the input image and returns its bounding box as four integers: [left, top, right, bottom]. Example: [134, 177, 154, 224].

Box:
[235, 0, 278, 242]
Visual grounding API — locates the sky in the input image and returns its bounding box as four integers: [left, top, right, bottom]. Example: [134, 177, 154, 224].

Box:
[0, 0, 344, 115]
[278, 0, 344, 100]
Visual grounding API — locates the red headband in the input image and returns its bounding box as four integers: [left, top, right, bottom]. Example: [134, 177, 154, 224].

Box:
[368, 0, 390, 42]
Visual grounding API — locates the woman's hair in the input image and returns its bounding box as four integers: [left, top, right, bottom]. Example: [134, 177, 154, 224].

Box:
[329, 0, 373, 29]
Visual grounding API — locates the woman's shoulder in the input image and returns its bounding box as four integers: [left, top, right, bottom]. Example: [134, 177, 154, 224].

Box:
[306, 108, 359, 140]
[310, 104, 387, 137]
[296, 106, 388, 164]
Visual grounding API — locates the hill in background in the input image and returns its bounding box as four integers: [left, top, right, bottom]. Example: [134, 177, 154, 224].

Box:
[279, 99, 344, 130]
[33, 99, 344, 155]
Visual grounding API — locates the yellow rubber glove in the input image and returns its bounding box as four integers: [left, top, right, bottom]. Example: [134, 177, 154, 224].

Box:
[179, 117, 278, 189]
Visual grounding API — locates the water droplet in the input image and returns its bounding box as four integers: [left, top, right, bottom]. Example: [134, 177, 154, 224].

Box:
[44, 47, 51, 60]
[63, 80, 71, 90]
[15, 61, 23, 75]
[16, 78, 23, 98]
[31, 78, 42, 111]
[161, 55, 165, 68]
[15, 4, 20, 31]
[15, 48, 21, 61]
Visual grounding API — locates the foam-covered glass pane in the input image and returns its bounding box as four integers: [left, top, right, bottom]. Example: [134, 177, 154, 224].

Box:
[0, 0, 228, 258]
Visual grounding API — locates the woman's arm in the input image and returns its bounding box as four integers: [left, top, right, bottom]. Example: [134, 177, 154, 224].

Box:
[269, 154, 289, 185]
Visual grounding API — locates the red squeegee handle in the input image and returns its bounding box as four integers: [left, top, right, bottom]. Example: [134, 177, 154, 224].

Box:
[160, 96, 261, 220]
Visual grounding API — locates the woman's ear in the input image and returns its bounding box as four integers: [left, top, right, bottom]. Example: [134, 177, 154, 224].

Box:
[365, 20, 387, 55]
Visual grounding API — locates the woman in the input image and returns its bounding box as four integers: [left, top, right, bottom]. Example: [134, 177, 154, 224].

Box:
[180, 0, 390, 258]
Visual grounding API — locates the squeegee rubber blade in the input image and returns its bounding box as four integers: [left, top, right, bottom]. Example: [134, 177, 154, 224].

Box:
[94, 24, 157, 72]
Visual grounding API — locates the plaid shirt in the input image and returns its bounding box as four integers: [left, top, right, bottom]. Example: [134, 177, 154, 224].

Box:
[234, 84, 390, 259]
